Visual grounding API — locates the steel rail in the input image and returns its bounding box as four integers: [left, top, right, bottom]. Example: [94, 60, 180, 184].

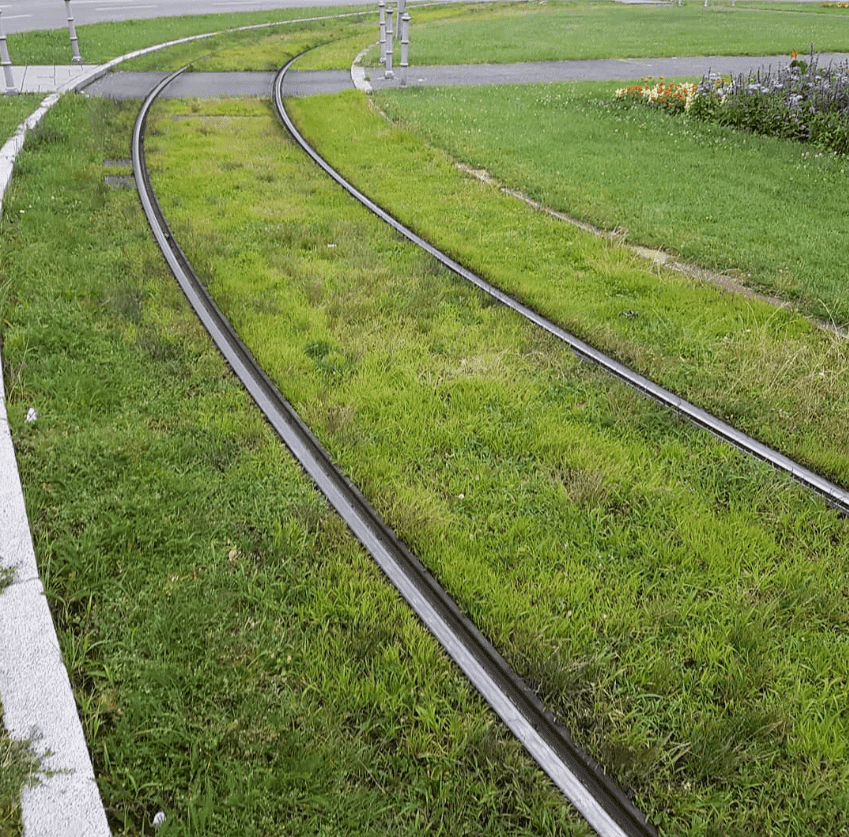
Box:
[133, 69, 656, 837]
[272, 60, 849, 518]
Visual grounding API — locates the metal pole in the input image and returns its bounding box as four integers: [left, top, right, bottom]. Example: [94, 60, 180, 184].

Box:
[0, 10, 18, 96]
[400, 12, 410, 88]
[65, 0, 83, 64]
[395, 0, 406, 38]
[378, 0, 386, 64]
[384, 6, 394, 79]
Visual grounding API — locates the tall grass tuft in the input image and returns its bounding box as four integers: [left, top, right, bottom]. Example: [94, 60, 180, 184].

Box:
[0, 711, 40, 837]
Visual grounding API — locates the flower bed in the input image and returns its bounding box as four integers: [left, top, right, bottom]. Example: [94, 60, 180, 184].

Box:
[615, 79, 698, 113]
[615, 49, 849, 155]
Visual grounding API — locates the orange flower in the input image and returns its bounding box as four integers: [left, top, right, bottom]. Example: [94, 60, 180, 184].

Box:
[791, 50, 799, 58]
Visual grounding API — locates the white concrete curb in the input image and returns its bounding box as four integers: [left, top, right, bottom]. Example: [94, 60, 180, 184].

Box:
[351, 44, 374, 92]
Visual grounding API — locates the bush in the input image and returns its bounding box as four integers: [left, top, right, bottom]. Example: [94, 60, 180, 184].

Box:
[689, 47, 849, 154]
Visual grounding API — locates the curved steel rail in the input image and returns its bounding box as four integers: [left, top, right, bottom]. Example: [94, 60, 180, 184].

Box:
[133, 69, 656, 837]
[272, 59, 849, 519]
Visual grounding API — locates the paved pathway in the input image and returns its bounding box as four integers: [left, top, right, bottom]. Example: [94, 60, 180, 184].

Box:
[365, 52, 849, 89]
[8, 52, 849, 97]
[5, 64, 97, 93]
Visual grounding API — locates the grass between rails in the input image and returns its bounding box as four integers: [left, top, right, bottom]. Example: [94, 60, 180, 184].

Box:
[143, 94, 849, 834]
[0, 96, 587, 837]
[296, 86, 849, 489]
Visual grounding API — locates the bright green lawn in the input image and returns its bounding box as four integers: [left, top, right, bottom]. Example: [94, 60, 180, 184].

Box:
[394, 0, 849, 65]
[373, 80, 849, 321]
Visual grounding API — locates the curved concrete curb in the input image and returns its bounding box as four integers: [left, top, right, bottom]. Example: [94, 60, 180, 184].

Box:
[351, 44, 374, 92]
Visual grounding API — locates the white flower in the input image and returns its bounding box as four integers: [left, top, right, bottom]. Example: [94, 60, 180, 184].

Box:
[153, 811, 166, 827]
[25, 407, 38, 423]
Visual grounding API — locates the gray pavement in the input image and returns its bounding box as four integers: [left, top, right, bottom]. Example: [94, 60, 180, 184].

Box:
[4, 64, 100, 93]
[80, 68, 353, 98]
[365, 52, 849, 90]
[11, 52, 849, 100]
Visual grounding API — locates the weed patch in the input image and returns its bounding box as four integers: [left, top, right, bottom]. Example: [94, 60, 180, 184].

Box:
[0, 707, 40, 837]
[0, 96, 44, 143]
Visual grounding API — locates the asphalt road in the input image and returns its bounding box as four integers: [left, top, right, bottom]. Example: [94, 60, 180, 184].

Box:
[0, 0, 378, 34]
[1, 0, 826, 35]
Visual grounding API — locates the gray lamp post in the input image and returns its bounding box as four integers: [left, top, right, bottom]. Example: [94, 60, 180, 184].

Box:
[65, 0, 83, 64]
[379, 0, 386, 64]
[384, 6, 394, 80]
[1, 10, 18, 96]
[400, 12, 410, 88]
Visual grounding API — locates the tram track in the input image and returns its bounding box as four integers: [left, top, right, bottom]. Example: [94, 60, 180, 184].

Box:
[133, 53, 849, 837]
[272, 58, 849, 520]
[131, 53, 849, 836]
[133, 68, 657, 837]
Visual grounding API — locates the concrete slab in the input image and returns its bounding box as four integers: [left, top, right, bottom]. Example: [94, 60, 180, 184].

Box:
[79, 70, 170, 99]
[10, 65, 100, 93]
[281, 69, 353, 97]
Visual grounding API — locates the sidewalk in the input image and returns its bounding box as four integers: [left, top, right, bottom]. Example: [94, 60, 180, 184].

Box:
[5, 64, 101, 93]
[363, 52, 849, 90]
